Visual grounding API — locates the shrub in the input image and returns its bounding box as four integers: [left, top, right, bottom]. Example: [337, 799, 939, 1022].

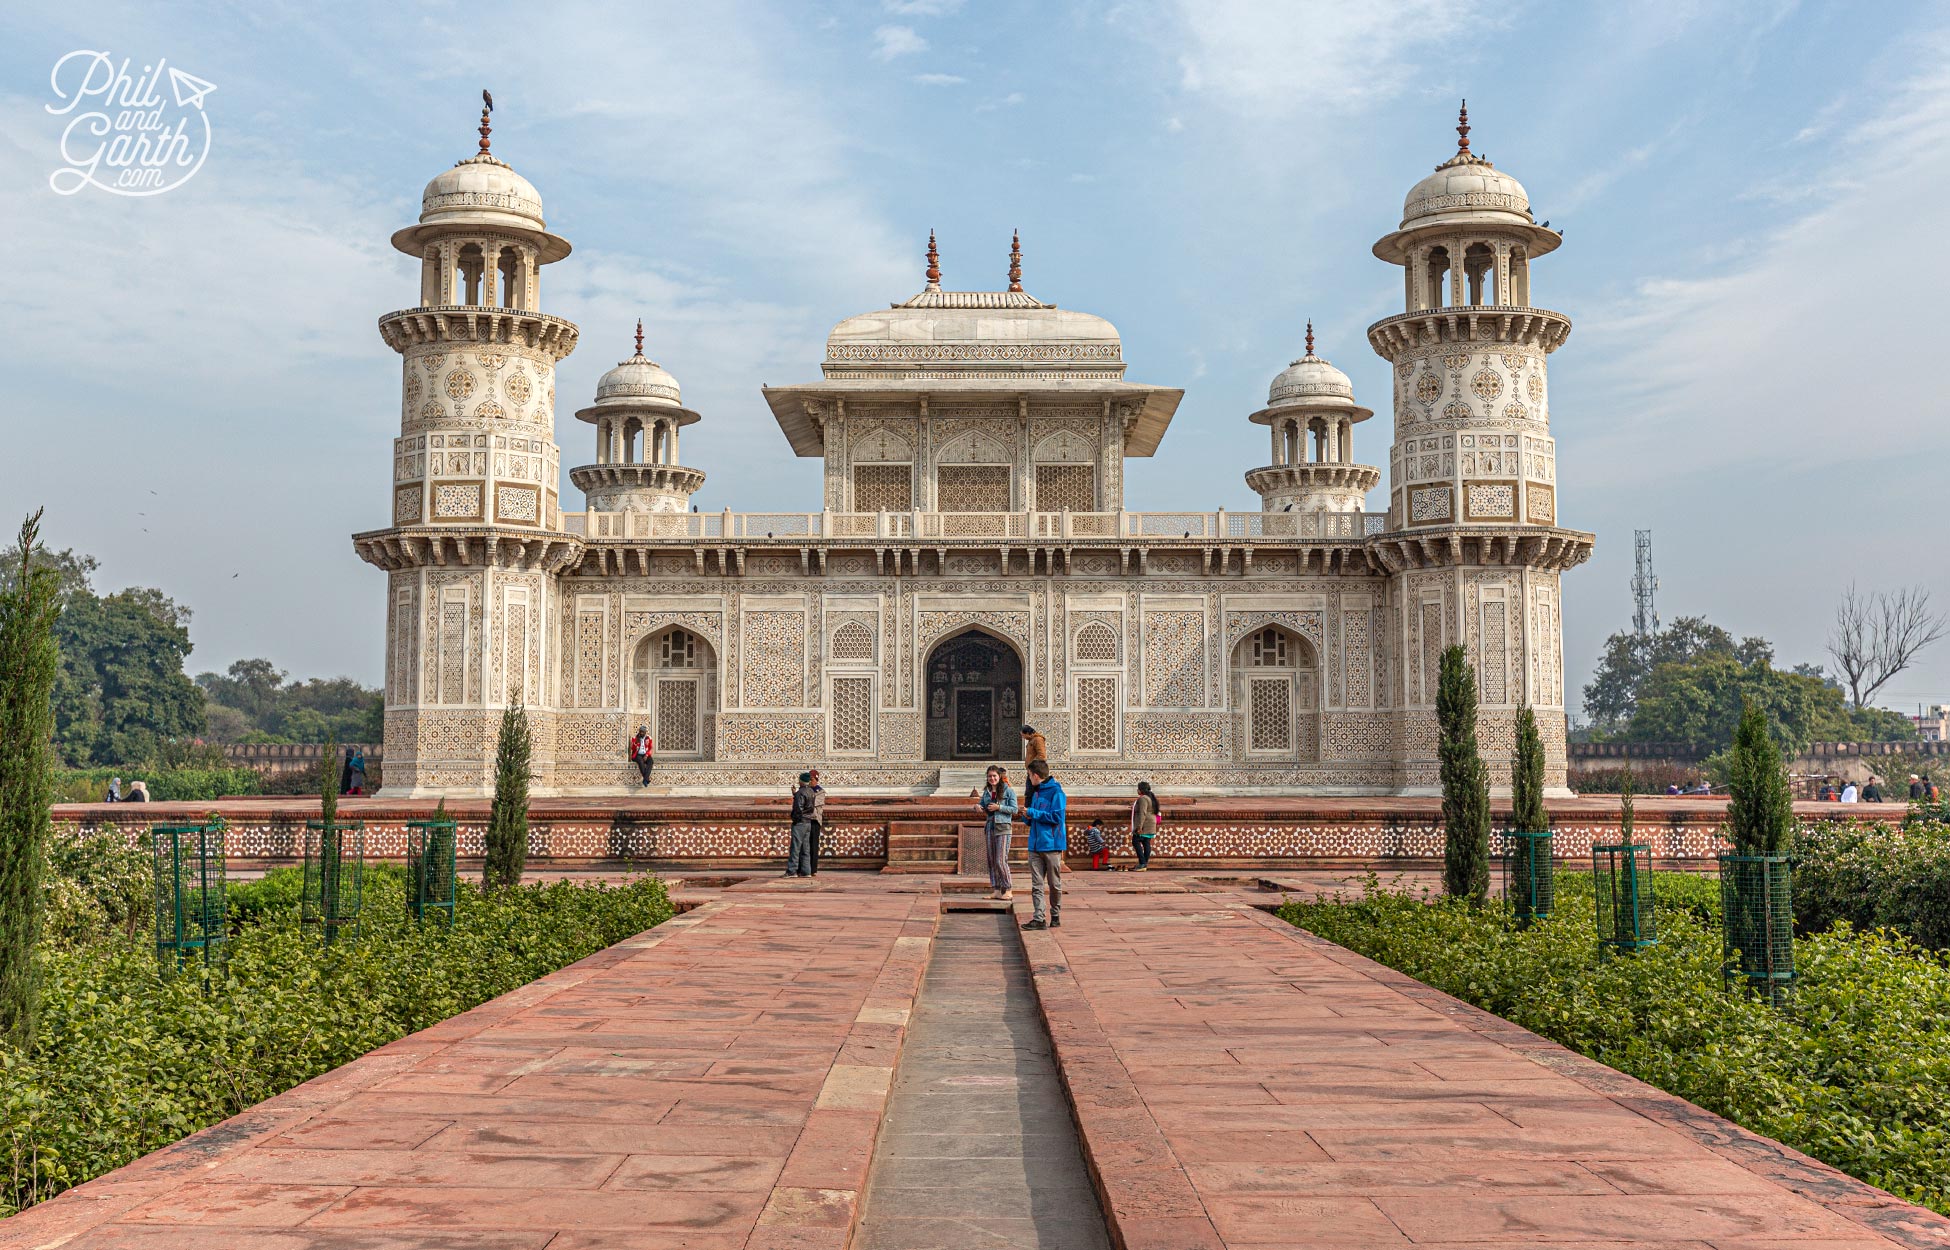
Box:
[0, 871, 672, 1214]
[1280, 877, 1950, 1214]
[51, 767, 263, 804]
[43, 823, 153, 948]
[1569, 761, 1702, 795]
[1795, 819, 1950, 950]
[1, 511, 62, 1050]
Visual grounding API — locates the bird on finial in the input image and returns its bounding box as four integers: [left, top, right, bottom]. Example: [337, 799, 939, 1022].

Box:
[926, 229, 941, 290]
[479, 90, 494, 154]
[1456, 99, 1470, 154]
[1008, 229, 1022, 293]
[1305, 319, 1315, 358]
[634, 318, 644, 357]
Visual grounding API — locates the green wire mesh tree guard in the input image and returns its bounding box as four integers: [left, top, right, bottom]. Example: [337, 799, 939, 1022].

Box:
[152, 822, 227, 972]
[406, 817, 458, 926]
[303, 820, 365, 946]
[1592, 842, 1656, 953]
[1719, 853, 1794, 1003]
[1502, 829, 1554, 928]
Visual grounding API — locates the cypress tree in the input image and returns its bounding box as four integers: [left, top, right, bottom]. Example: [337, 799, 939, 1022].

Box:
[1511, 705, 1547, 833]
[1618, 762, 1636, 845]
[1438, 644, 1491, 902]
[1727, 700, 1792, 857]
[319, 733, 339, 829]
[483, 702, 531, 889]
[0, 511, 62, 1049]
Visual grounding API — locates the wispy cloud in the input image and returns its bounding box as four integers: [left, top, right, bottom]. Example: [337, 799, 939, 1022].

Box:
[1575, 37, 1950, 485]
[1161, 0, 1494, 116]
[884, 0, 963, 13]
[913, 72, 966, 85]
[872, 24, 928, 60]
[976, 91, 1025, 112]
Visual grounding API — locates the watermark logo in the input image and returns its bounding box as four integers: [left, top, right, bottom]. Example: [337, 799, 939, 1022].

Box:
[47, 52, 215, 196]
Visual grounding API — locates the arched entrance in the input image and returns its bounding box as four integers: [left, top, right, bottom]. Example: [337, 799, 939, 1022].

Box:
[1230, 624, 1319, 762]
[630, 627, 717, 760]
[925, 629, 1024, 761]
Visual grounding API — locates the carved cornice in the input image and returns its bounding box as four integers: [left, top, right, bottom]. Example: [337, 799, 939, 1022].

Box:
[1245, 463, 1382, 495]
[1363, 525, 1593, 573]
[352, 526, 583, 573]
[378, 306, 580, 361]
[568, 463, 706, 494]
[1366, 307, 1572, 361]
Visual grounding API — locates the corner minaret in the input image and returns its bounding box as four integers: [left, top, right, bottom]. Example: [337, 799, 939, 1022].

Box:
[353, 94, 582, 795]
[1366, 103, 1591, 793]
[1246, 321, 1380, 513]
[570, 320, 705, 513]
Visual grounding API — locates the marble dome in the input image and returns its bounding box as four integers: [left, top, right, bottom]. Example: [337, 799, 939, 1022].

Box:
[1269, 353, 1355, 406]
[419, 153, 547, 232]
[593, 352, 683, 409]
[1400, 153, 1533, 230]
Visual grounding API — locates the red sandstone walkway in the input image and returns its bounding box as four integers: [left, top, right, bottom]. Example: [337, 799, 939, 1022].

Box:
[1, 879, 937, 1250]
[8, 872, 1950, 1249]
[1027, 877, 1950, 1249]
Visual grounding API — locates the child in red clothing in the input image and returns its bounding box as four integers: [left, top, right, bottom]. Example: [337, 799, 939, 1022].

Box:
[1085, 820, 1109, 870]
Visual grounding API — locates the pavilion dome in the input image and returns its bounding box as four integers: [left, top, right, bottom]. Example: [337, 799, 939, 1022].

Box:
[593, 351, 683, 408]
[1268, 353, 1355, 406]
[1400, 153, 1533, 230]
[418, 153, 547, 234]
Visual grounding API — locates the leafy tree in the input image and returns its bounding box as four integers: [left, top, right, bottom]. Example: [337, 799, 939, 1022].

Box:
[197, 662, 381, 745]
[0, 512, 62, 1048]
[1726, 701, 1793, 857]
[1582, 616, 1772, 733]
[1438, 645, 1490, 902]
[0, 539, 202, 768]
[483, 704, 530, 889]
[1512, 705, 1547, 833]
[1632, 652, 1913, 753]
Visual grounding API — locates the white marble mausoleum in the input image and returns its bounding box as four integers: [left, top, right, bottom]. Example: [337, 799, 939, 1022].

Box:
[354, 102, 1593, 796]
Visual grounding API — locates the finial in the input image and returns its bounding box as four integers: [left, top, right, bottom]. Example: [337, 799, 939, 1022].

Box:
[479, 90, 494, 154]
[1008, 229, 1022, 292]
[1305, 319, 1315, 357]
[1456, 98, 1469, 154]
[634, 318, 644, 357]
[926, 229, 941, 290]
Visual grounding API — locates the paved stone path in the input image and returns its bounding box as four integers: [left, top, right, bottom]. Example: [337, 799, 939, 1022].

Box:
[7, 871, 1949, 1250]
[853, 910, 1110, 1249]
[1, 879, 937, 1250]
[1026, 880, 1950, 1249]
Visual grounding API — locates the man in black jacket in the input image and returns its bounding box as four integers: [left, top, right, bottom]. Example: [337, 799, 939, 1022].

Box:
[786, 772, 816, 877]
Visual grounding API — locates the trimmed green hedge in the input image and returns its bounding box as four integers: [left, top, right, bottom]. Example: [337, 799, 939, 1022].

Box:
[1280, 872, 1950, 1214]
[1795, 818, 1950, 950]
[0, 871, 672, 1215]
[51, 767, 263, 804]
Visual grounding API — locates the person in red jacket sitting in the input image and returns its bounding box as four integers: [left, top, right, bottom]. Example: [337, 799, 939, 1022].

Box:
[628, 726, 654, 787]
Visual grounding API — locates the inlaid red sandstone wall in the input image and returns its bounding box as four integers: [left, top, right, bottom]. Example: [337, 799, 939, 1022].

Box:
[50, 796, 1903, 868]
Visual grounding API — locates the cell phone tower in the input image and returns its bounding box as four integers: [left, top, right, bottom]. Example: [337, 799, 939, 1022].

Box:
[1632, 529, 1659, 641]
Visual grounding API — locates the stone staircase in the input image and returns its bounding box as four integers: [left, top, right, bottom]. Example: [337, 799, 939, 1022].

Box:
[883, 821, 959, 874]
[933, 766, 992, 797]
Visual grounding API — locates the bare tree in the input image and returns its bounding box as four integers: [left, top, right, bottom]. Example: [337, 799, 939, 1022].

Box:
[1827, 584, 1948, 709]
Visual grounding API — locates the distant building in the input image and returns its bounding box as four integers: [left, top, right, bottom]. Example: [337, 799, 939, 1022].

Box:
[1915, 705, 1950, 743]
[354, 101, 1593, 796]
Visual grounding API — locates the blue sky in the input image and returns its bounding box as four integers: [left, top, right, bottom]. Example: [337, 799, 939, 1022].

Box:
[5, 0, 1949, 720]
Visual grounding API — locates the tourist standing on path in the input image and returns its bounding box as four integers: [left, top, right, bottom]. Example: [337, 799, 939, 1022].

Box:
[629, 726, 655, 787]
[1130, 781, 1160, 871]
[1086, 819, 1109, 870]
[1863, 778, 1884, 802]
[786, 772, 817, 877]
[347, 748, 368, 796]
[1912, 775, 1926, 801]
[1840, 781, 1859, 803]
[1021, 759, 1067, 930]
[973, 766, 1017, 899]
[808, 769, 827, 875]
[1021, 724, 1048, 772]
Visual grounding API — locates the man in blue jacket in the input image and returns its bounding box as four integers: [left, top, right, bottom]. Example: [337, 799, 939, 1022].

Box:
[1020, 759, 1067, 929]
